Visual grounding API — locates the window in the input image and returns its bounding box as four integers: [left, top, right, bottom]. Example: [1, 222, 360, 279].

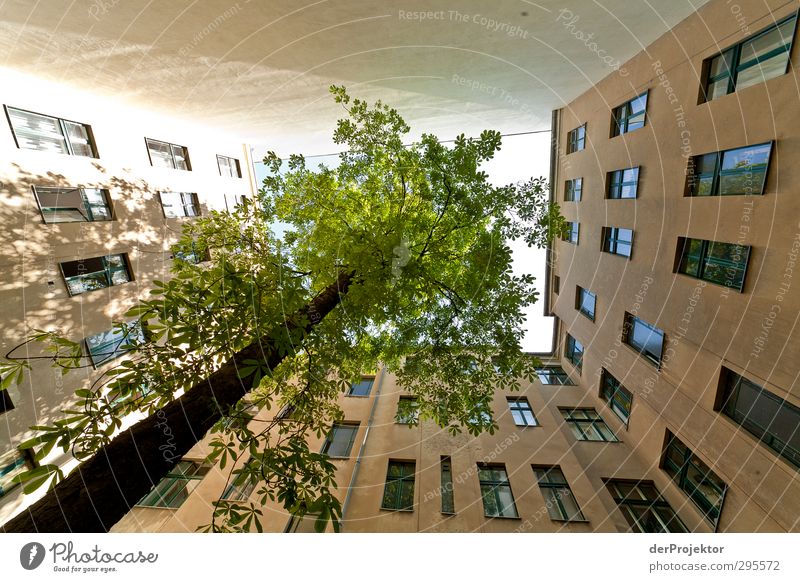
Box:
[601, 227, 633, 258]
[676, 237, 751, 291]
[60, 253, 131, 296]
[507, 397, 538, 426]
[381, 460, 416, 511]
[224, 194, 249, 211]
[575, 286, 596, 321]
[686, 142, 772, 197]
[622, 313, 664, 367]
[395, 396, 419, 424]
[561, 408, 618, 442]
[440, 456, 455, 514]
[563, 221, 579, 244]
[532, 466, 585, 521]
[536, 366, 573, 385]
[553, 275, 560, 294]
[159, 192, 200, 218]
[347, 377, 373, 397]
[605, 479, 688, 532]
[611, 91, 648, 136]
[717, 367, 800, 468]
[217, 154, 242, 178]
[565, 178, 582, 201]
[221, 459, 258, 501]
[106, 383, 152, 409]
[0, 449, 34, 498]
[5, 106, 97, 157]
[1, 389, 14, 414]
[564, 334, 583, 372]
[173, 244, 209, 265]
[136, 461, 209, 508]
[607, 167, 639, 199]
[478, 464, 518, 518]
[567, 124, 586, 153]
[702, 14, 797, 101]
[662, 431, 727, 527]
[146, 138, 191, 170]
[321, 423, 359, 458]
[86, 322, 145, 367]
[32, 186, 112, 223]
[600, 369, 633, 425]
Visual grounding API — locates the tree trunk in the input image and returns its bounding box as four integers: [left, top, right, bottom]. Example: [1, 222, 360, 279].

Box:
[2, 271, 353, 532]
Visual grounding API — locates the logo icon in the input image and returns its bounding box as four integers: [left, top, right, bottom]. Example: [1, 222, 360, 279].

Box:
[19, 542, 46, 570]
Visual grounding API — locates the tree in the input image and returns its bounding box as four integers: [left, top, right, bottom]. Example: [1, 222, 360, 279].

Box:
[0, 86, 565, 533]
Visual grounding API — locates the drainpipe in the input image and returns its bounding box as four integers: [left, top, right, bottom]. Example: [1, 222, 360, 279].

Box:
[339, 366, 386, 531]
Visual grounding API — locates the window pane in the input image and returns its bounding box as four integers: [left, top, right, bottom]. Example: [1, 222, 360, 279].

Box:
[8, 108, 69, 154]
[718, 143, 771, 196]
[148, 140, 174, 168]
[496, 486, 518, 517]
[172, 145, 189, 170]
[160, 192, 184, 217]
[348, 379, 373, 396]
[63, 120, 94, 157]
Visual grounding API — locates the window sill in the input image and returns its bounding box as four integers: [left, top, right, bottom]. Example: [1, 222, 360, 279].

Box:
[345, 394, 371, 398]
[484, 514, 522, 520]
[380, 507, 414, 513]
[551, 518, 591, 524]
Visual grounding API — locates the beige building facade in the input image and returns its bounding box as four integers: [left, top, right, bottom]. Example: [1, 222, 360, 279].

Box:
[0, 70, 257, 524]
[4, 0, 800, 533]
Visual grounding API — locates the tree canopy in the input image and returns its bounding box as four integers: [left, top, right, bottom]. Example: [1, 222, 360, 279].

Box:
[0, 86, 565, 532]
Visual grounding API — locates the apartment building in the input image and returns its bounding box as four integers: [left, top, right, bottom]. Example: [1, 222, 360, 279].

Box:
[0, 71, 257, 523]
[550, 0, 800, 532]
[115, 0, 799, 534]
[4, 0, 799, 534]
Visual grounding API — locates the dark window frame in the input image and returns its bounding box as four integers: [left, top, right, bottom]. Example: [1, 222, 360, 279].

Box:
[701, 13, 798, 102]
[0, 448, 36, 498]
[715, 367, 800, 469]
[477, 463, 519, 519]
[601, 226, 634, 259]
[221, 458, 258, 501]
[661, 430, 728, 529]
[675, 237, 751, 292]
[145, 137, 192, 171]
[5, 105, 98, 158]
[532, 465, 587, 522]
[321, 422, 360, 459]
[564, 334, 583, 373]
[136, 460, 210, 508]
[216, 154, 242, 178]
[563, 221, 579, 244]
[395, 395, 419, 424]
[60, 253, 132, 297]
[575, 286, 596, 321]
[600, 369, 633, 426]
[566, 124, 586, 154]
[622, 312, 665, 367]
[560, 407, 619, 442]
[347, 377, 374, 397]
[564, 177, 583, 202]
[536, 366, 574, 386]
[381, 460, 416, 511]
[611, 91, 648, 137]
[85, 320, 145, 368]
[604, 478, 688, 533]
[507, 397, 538, 427]
[685, 142, 773, 197]
[440, 456, 455, 514]
[159, 191, 200, 219]
[32, 185, 114, 223]
[607, 167, 640, 199]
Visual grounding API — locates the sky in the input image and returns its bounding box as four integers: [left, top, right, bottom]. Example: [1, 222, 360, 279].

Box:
[253, 129, 555, 353]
